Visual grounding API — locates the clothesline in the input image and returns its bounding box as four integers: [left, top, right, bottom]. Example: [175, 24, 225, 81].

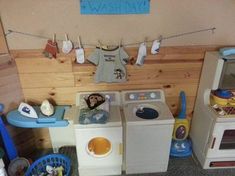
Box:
[4, 27, 216, 47]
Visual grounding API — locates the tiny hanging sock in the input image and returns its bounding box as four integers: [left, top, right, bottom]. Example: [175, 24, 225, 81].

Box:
[75, 36, 85, 64]
[135, 42, 147, 66]
[43, 34, 59, 59]
[151, 40, 161, 54]
[151, 36, 162, 55]
[62, 34, 73, 54]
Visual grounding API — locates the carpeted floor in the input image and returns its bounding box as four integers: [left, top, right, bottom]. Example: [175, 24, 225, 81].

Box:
[57, 146, 235, 176]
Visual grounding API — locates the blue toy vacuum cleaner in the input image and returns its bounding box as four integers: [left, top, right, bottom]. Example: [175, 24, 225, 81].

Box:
[170, 91, 192, 157]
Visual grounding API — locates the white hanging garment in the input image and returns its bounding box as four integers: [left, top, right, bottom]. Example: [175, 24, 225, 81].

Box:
[75, 36, 85, 64]
[151, 40, 161, 54]
[135, 42, 147, 66]
[62, 34, 73, 54]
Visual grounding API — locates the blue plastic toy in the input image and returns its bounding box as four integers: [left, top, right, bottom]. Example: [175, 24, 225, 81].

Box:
[170, 92, 192, 157]
[219, 47, 235, 56]
[0, 103, 18, 161]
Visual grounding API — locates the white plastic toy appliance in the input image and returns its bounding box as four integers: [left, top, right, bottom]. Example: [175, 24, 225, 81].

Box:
[18, 102, 38, 118]
[40, 100, 54, 116]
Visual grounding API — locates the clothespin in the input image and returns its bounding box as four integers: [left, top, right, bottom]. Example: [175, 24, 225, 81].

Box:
[65, 34, 68, 41]
[78, 36, 82, 48]
[98, 40, 108, 50]
[98, 40, 102, 49]
[52, 33, 56, 43]
[119, 38, 123, 48]
[144, 37, 148, 45]
[212, 27, 216, 34]
[158, 35, 163, 42]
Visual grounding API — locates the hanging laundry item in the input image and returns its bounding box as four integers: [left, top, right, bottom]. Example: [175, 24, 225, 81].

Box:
[151, 40, 161, 54]
[43, 36, 59, 59]
[62, 34, 73, 54]
[135, 42, 147, 66]
[88, 46, 129, 83]
[75, 36, 85, 64]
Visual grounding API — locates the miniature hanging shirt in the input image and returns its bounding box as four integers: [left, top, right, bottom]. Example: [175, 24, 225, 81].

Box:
[88, 47, 129, 83]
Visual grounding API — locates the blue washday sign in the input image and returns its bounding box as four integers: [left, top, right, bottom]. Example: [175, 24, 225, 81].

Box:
[80, 0, 150, 15]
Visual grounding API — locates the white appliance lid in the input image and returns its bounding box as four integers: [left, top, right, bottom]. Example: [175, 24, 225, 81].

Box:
[74, 105, 122, 128]
[123, 102, 175, 125]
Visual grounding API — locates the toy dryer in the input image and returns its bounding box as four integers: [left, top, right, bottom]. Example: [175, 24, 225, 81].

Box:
[190, 51, 235, 169]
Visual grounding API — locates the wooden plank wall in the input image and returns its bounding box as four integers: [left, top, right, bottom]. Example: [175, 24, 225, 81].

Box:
[0, 19, 8, 54]
[11, 45, 220, 149]
[0, 61, 38, 158]
[0, 22, 37, 158]
[0, 18, 11, 65]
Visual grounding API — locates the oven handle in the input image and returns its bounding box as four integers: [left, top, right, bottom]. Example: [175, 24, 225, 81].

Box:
[211, 137, 216, 149]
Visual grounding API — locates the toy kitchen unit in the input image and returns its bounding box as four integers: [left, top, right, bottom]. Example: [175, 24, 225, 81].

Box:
[190, 51, 235, 169]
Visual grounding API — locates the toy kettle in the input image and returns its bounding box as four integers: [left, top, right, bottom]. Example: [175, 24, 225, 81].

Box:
[40, 100, 54, 116]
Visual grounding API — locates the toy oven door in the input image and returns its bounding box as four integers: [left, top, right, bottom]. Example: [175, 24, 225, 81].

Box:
[207, 122, 235, 158]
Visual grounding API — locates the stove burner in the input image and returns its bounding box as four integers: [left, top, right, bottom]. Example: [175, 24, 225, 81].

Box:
[136, 106, 159, 119]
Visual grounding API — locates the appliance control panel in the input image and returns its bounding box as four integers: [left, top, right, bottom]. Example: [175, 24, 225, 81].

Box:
[125, 91, 162, 101]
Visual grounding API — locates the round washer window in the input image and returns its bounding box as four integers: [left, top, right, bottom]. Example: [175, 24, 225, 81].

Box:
[87, 137, 112, 157]
[135, 104, 159, 119]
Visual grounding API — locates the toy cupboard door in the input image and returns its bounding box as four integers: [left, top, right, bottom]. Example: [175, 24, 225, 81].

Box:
[207, 122, 235, 158]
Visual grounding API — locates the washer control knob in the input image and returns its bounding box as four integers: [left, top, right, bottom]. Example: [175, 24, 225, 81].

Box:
[129, 94, 135, 100]
[150, 92, 157, 99]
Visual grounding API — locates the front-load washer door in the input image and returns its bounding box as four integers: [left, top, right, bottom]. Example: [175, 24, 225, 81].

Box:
[75, 127, 123, 167]
[87, 137, 112, 157]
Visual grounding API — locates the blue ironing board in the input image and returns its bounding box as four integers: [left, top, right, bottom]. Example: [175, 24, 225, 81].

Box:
[7, 106, 69, 128]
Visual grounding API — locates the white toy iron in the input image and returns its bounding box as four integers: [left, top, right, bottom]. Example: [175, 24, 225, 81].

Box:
[40, 100, 54, 116]
[18, 102, 38, 118]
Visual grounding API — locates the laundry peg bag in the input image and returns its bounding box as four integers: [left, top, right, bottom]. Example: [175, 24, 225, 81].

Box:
[88, 46, 129, 83]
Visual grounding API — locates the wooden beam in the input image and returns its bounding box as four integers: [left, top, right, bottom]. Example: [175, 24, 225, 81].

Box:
[0, 18, 11, 65]
[0, 18, 9, 54]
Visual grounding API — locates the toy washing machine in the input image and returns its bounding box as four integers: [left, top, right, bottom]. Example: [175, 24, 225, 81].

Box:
[122, 89, 175, 174]
[74, 91, 123, 176]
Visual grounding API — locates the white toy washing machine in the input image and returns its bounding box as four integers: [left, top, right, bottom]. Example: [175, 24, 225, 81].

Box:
[74, 91, 123, 176]
[122, 89, 175, 174]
